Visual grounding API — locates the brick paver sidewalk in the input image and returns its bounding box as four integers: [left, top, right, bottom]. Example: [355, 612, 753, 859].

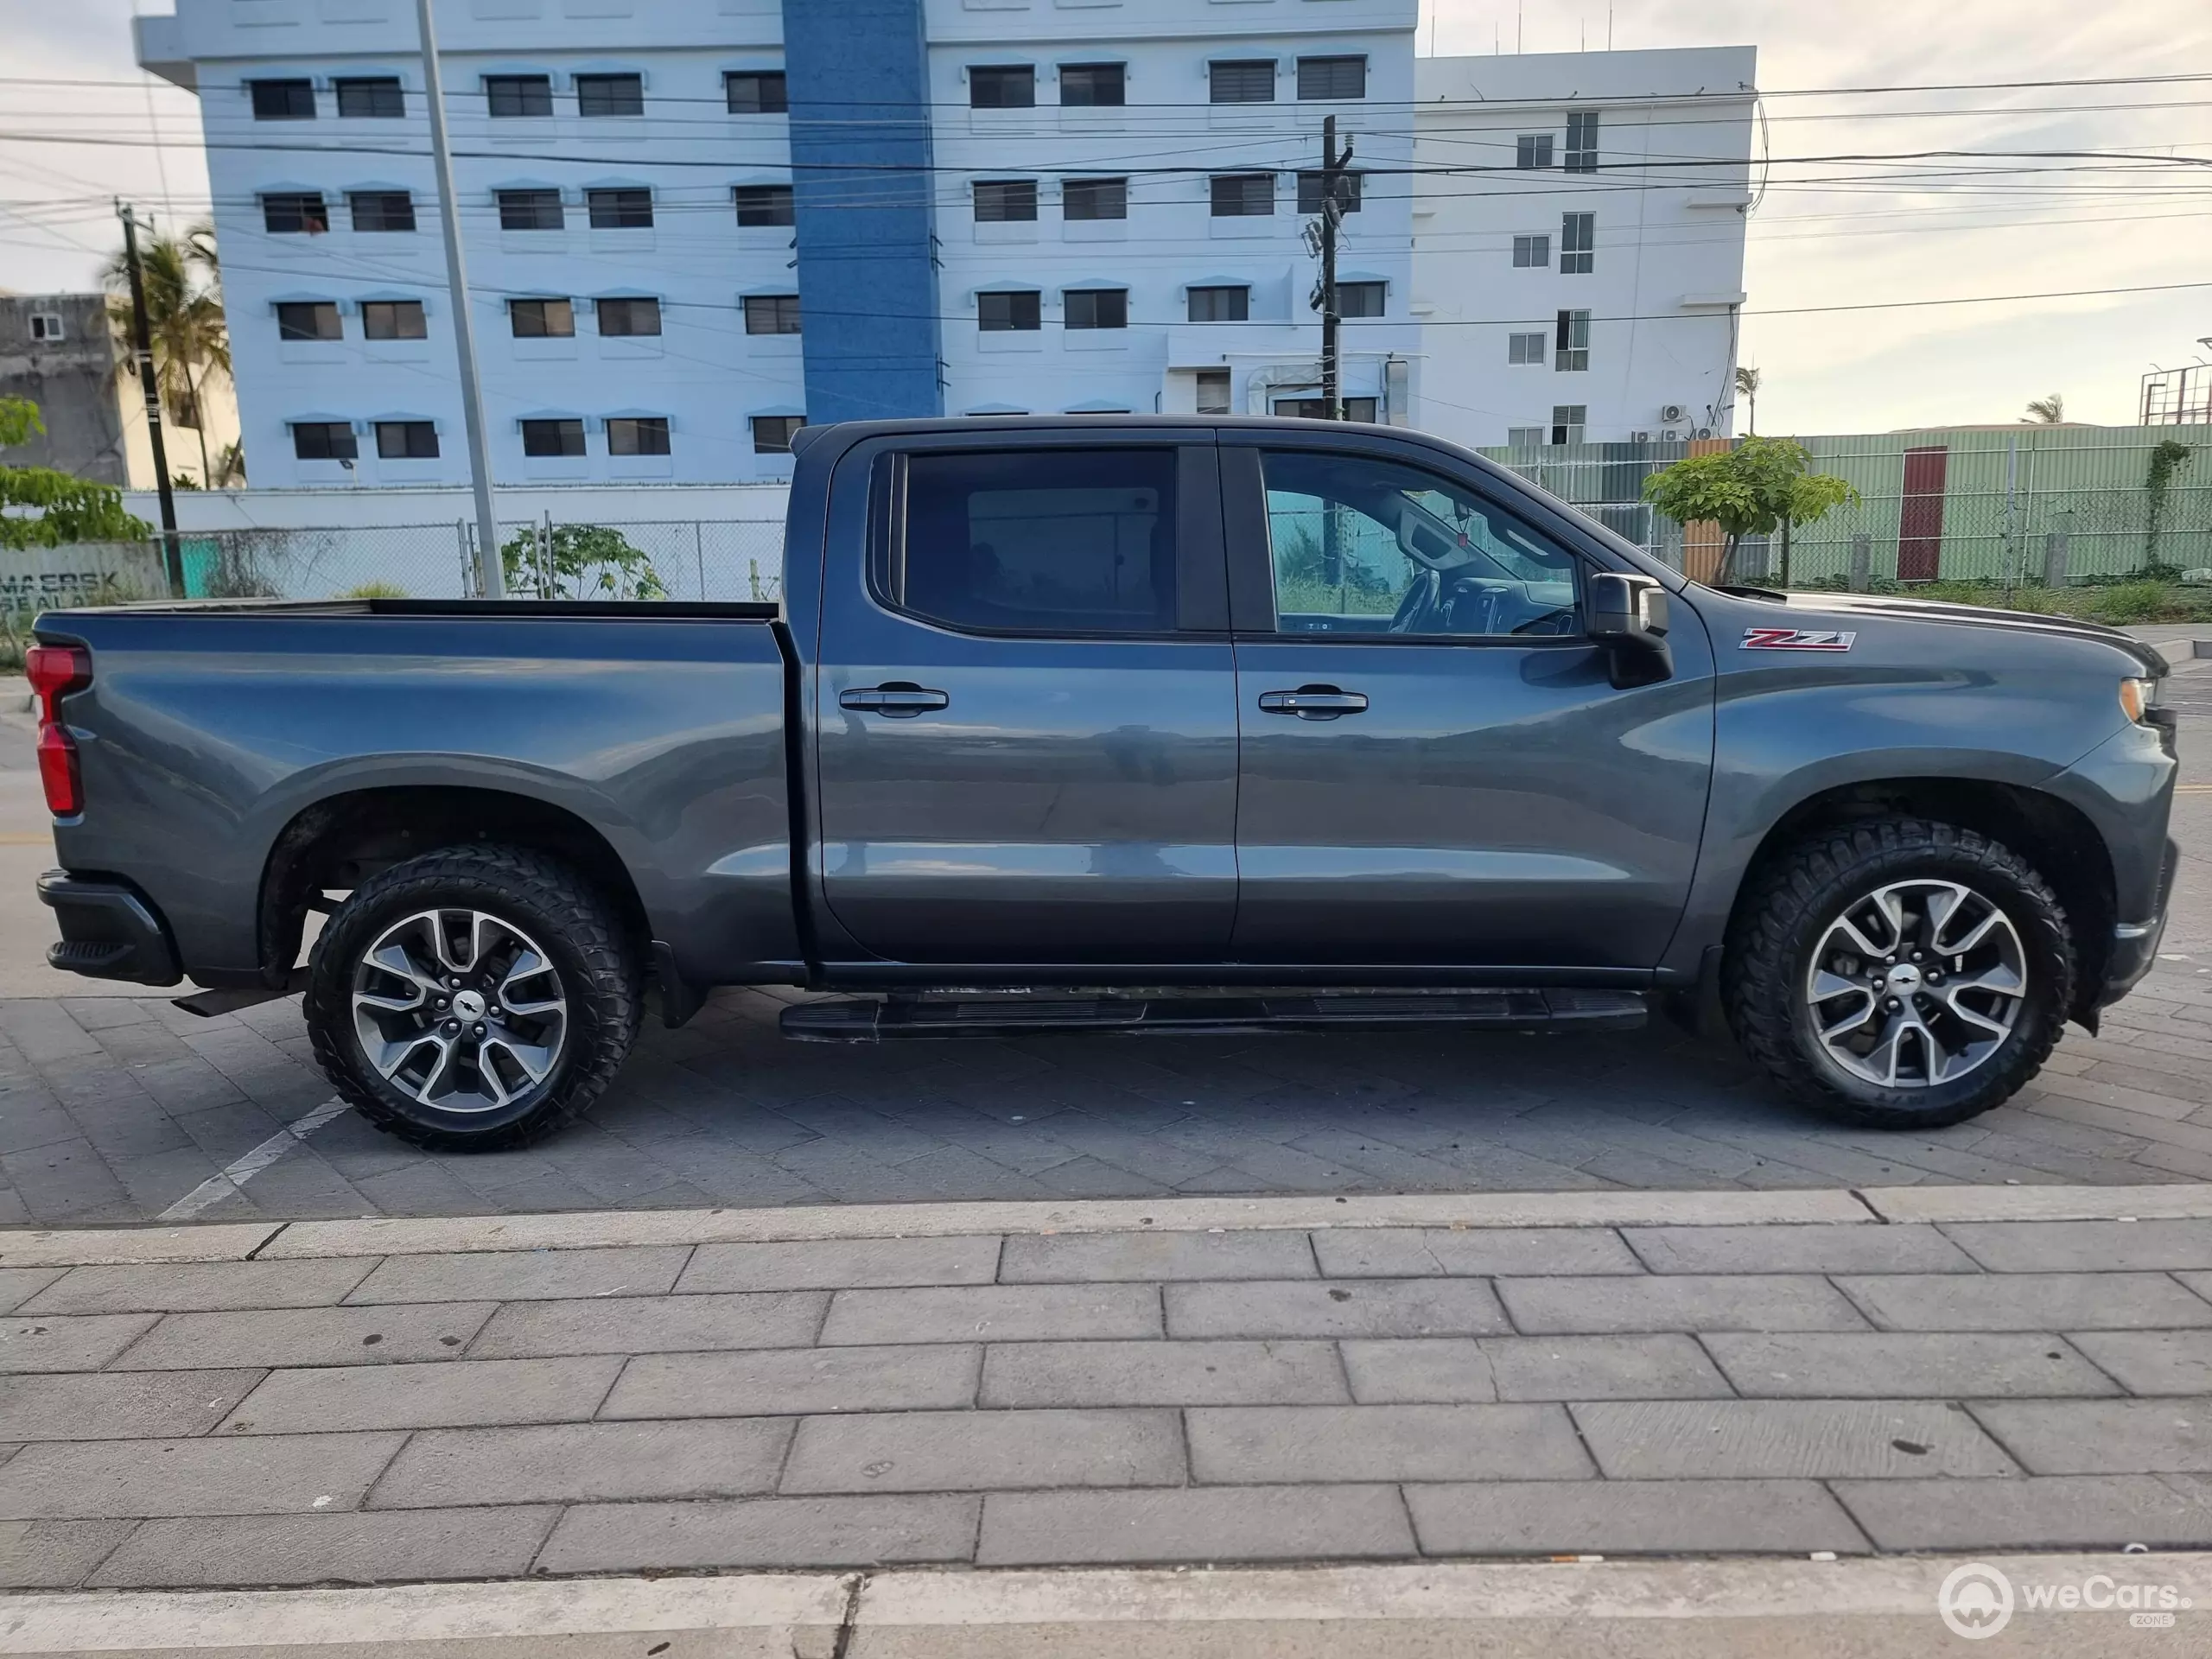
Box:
[4, 1187, 2212, 1591]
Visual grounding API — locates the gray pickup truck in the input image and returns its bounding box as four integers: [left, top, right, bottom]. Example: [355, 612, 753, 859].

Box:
[28, 417, 2180, 1151]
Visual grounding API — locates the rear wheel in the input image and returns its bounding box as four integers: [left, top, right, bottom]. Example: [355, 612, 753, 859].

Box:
[1726, 818, 2073, 1129]
[305, 845, 639, 1151]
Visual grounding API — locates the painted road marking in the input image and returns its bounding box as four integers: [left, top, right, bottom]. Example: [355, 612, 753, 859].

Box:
[158, 1097, 352, 1222]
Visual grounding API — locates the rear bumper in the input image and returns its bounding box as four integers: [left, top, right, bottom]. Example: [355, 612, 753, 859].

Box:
[37, 870, 182, 987]
[2097, 837, 2180, 1008]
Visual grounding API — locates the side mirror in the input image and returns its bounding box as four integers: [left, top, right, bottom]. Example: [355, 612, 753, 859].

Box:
[1586, 572, 1673, 686]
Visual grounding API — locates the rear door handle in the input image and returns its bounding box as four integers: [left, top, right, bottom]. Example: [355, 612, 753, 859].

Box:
[1258, 685, 1369, 720]
[839, 683, 949, 717]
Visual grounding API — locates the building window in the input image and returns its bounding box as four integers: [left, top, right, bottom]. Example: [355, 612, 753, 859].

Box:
[348, 191, 416, 233]
[250, 79, 315, 120]
[1211, 173, 1274, 217]
[1555, 309, 1591, 372]
[1188, 285, 1249, 322]
[1195, 369, 1232, 414]
[1062, 177, 1127, 220]
[1296, 56, 1366, 100]
[1296, 171, 1362, 215]
[726, 71, 787, 114]
[375, 421, 438, 460]
[595, 296, 662, 337]
[575, 73, 644, 118]
[1566, 111, 1600, 172]
[607, 416, 671, 456]
[172, 391, 201, 430]
[752, 415, 805, 454]
[334, 77, 404, 118]
[734, 184, 795, 226]
[1336, 282, 1385, 318]
[276, 302, 341, 342]
[498, 189, 564, 231]
[509, 298, 575, 338]
[261, 193, 329, 235]
[1506, 426, 1545, 446]
[977, 290, 1041, 332]
[1507, 331, 1546, 365]
[973, 179, 1039, 223]
[1058, 62, 1125, 107]
[485, 74, 554, 118]
[1516, 133, 1554, 169]
[521, 418, 586, 458]
[1274, 396, 1379, 422]
[1560, 212, 1594, 274]
[1210, 60, 1274, 103]
[361, 300, 427, 340]
[1064, 288, 1128, 330]
[1512, 233, 1549, 268]
[587, 188, 653, 230]
[28, 311, 66, 342]
[291, 422, 356, 461]
[743, 294, 802, 335]
[1551, 404, 1588, 444]
[969, 65, 1035, 109]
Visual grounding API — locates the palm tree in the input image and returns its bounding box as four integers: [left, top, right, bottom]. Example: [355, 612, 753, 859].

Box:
[2024, 393, 2065, 424]
[1735, 365, 1761, 435]
[104, 220, 230, 483]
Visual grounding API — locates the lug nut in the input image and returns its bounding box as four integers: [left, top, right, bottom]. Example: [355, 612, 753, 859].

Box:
[473, 1023, 486, 1037]
[1885, 998, 1902, 1011]
[443, 1020, 460, 1034]
[435, 997, 448, 1009]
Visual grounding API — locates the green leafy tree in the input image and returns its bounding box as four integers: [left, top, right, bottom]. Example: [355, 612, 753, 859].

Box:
[104, 222, 231, 483]
[499, 524, 667, 601]
[1734, 365, 1761, 435]
[0, 397, 154, 550]
[2024, 393, 2065, 424]
[1641, 435, 1859, 587]
[2144, 440, 2192, 569]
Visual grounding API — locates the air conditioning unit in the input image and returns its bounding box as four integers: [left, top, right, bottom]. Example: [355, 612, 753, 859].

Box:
[1660, 429, 1680, 442]
[1630, 430, 1651, 444]
[1694, 426, 1714, 439]
[1659, 403, 1688, 425]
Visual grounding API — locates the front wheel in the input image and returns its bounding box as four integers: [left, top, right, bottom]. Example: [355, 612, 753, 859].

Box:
[305, 845, 639, 1151]
[1726, 818, 2074, 1130]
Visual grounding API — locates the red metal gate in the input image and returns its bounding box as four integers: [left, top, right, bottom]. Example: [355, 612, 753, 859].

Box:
[1897, 446, 1948, 582]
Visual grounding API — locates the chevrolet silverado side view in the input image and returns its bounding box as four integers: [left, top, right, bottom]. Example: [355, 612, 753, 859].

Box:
[29, 417, 2181, 1151]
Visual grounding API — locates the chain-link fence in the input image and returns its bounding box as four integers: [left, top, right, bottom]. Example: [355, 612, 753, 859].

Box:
[8, 518, 786, 609]
[1483, 428, 2212, 588]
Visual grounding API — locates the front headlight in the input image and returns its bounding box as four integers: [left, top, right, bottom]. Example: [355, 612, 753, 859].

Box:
[2120, 677, 2158, 723]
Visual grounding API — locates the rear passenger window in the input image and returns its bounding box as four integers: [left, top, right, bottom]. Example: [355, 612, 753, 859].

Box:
[885, 449, 1176, 635]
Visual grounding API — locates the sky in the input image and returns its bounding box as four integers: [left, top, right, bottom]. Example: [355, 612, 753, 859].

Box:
[2, 0, 2209, 435]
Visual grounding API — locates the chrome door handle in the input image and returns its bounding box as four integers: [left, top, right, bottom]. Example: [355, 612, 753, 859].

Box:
[839, 684, 949, 717]
[1258, 686, 1369, 720]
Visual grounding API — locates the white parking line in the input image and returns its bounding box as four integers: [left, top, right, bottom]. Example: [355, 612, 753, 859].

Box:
[157, 1098, 352, 1223]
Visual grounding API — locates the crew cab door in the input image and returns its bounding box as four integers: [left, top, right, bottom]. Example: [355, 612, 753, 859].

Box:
[811, 431, 1236, 965]
[1222, 439, 1714, 969]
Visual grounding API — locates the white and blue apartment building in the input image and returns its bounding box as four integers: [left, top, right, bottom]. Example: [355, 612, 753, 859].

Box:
[133, 1, 1752, 487]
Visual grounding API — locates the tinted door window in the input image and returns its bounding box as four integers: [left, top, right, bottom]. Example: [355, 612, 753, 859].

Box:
[1260, 450, 1580, 638]
[888, 449, 1177, 635]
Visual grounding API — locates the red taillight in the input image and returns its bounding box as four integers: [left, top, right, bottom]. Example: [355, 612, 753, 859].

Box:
[25, 644, 91, 818]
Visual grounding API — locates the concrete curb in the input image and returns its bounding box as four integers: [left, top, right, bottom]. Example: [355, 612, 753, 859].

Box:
[1859, 1184, 2212, 1224]
[5, 1556, 2209, 1656]
[0, 1222, 281, 1268]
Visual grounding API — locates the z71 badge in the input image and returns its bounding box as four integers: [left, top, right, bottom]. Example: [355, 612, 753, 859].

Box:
[1741, 626, 1858, 652]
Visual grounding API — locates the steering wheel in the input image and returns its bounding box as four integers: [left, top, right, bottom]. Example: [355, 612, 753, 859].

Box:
[1388, 567, 1440, 633]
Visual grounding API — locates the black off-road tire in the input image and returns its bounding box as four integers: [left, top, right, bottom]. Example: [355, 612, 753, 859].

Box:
[1725, 817, 2073, 1130]
[305, 844, 640, 1152]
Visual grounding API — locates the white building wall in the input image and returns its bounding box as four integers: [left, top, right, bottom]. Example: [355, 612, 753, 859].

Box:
[1413, 48, 1755, 448]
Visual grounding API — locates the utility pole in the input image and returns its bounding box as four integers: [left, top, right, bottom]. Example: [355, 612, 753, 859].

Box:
[117, 202, 183, 597]
[415, 0, 503, 597]
[1313, 116, 1354, 421]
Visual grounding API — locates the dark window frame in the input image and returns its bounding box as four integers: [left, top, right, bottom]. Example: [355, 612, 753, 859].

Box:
[725, 71, 789, 114]
[734, 184, 796, 227]
[347, 190, 416, 233]
[1555, 308, 1591, 372]
[290, 421, 356, 461]
[1187, 285, 1250, 323]
[977, 290, 1043, 332]
[1560, 211, 1594, 274]
[1565, 111, 1600, 172]
[1058, 62, 1125, 107]
[250, 79, 316, 120]
[1211, 173, 1274, 218]
[1297, 171, 1363, 215]
[969, 64, 1037, 109]
[509, 297, 576, 339]
[275, 301, 342, 342]
[374, 420, 439, 460]
[498, 188, 565, 231]
[607, 416, 671, 457]
[742, 294, 802, 335]
[1295, 55, 1366, 101]
[261, 193, 329, 235]
[1336, 282, 1385, 319]
[972, 179, 1039, 223]
[360, 299, 428, 340]
[1516, 133, 1554, 170]
[334, 77, 404, 118]
[1063, 288, 1128, 330]
[575, 73, 645, 118]
[1061, 176, 1128, 221]
[520, 417, 588, 458]
[594, 296, 663, 337]
[586, 188, 654, 230]
[752, 415, 805, 454]
[1210, 60, 1275, 104]
[485, 74, 555, 118]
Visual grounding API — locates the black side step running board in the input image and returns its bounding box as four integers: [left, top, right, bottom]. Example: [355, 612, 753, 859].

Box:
[780, 988, 1646, 1043]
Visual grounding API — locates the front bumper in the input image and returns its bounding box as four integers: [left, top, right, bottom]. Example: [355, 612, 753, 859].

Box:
[2098, 837, 2180, 1007]
[38, 870, 182, 987]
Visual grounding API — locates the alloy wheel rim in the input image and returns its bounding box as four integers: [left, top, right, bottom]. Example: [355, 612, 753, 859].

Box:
[1804, 878, 2028, 1089]
[351, 909, 568, 1115]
